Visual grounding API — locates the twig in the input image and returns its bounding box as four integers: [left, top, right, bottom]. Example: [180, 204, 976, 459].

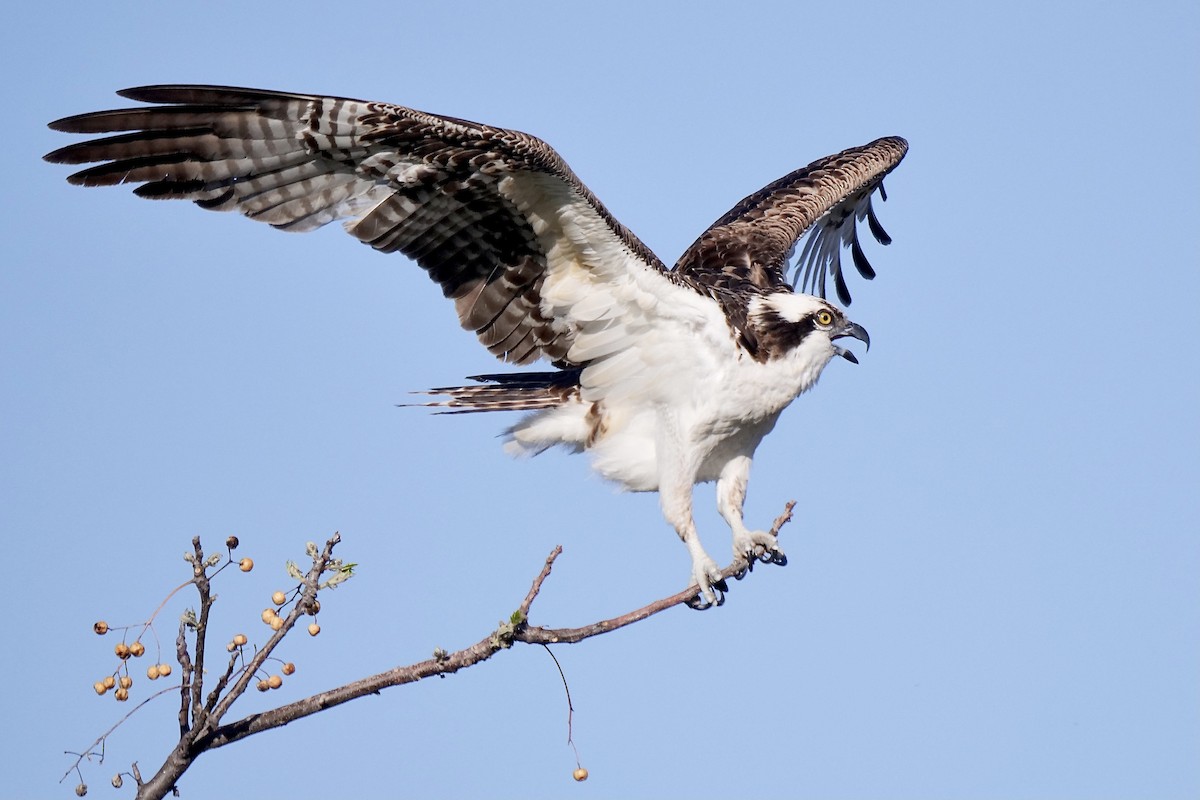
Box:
[541, 645, 582, 767]
[204, 647, 244, 714]
[135, 535, 343, 800]
[59, 684, 182, 784]
[174, 623, 192, 737]
[518, 546, 562, 618]
[188, 537, 211, 728]
[770, 500, 796, 536]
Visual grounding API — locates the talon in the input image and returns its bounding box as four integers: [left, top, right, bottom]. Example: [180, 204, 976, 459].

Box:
[733, 530, 786, 570]
[687, 554, 726, 610]
[685, 582, 725, 611]
[756, 548, 787, 566]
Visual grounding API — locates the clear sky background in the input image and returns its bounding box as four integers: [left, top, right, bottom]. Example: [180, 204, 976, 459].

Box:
[3, 2, 1197, 798]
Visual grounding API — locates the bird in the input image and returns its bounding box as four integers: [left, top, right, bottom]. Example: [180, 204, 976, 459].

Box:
[45, 86, 907, 608]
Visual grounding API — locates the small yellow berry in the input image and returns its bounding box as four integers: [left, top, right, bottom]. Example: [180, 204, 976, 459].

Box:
[256, 679, 269, 692]
[271, 591, 287, 605]
[282, 662, 296, 676]
[307, 623, 321, 636]
[93, 621, 109, 635]
[111, 775, 123, 789]
[147, 664, 161, 680]
[227, 641, 236, 652]
[118, 676, 133, 689]
[304, 600, 321, 616]
[75, 783, 87, 797]
[157, 663, 172, 677]
[114, 687, 129, 702]
[114, 643, 131, 659]
[261, 609, 276, 624]
[239, 557, 254, 572]
[573, 767, 589, 782]
[93, 681, 108, 695]
[269, 616, 284, 631]
[129, 641, 145, 657]
[267, 674, 283, 689]
[103, 675, 116, 689]
[232, 633, 248, 647]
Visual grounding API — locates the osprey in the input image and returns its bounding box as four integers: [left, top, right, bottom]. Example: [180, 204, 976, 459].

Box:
[46, 86, 907, 608]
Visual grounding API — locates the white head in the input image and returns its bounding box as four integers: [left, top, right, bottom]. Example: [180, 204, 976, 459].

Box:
[748, 291, 870, 376]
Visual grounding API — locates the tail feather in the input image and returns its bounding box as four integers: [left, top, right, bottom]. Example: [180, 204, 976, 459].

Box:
[407, 368, 582, 413]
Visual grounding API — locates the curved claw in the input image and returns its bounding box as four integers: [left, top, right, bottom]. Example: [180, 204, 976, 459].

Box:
[734, 545, 787, 569]
[685, 578, 728, 610]
[757, 549, 787, 567]
[733, 529, 787, 573]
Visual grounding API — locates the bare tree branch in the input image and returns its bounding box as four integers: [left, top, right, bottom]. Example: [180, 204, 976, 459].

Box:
[106, 503, 795, 799]
[187, 538, 211, 730]
[134, 536, 343, 800]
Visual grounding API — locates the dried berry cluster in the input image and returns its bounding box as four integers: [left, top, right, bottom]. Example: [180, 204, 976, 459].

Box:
[90, 624, 172, 702]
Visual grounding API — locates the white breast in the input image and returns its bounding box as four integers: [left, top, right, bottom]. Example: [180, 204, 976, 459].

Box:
[583, 331, 838, 492]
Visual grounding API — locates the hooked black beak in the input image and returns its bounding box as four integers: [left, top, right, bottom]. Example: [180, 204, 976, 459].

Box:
[832, 320, 870, 364]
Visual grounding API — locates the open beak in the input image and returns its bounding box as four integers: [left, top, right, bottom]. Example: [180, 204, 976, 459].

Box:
[832, 320, 870, 364]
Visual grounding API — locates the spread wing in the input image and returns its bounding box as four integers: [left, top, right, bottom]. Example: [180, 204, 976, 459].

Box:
[673, 136, 908, 306]
[45, 85, 689, 367]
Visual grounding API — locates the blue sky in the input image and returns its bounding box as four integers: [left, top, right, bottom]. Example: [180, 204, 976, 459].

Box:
[3, 2, 1197, 798]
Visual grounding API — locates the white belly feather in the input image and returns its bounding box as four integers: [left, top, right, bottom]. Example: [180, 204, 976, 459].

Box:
[504, 332, 836, 492]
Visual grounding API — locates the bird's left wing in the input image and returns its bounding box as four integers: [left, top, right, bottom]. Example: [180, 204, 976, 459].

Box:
[673, 136, 908, 305]
[45, 85, 691, 367]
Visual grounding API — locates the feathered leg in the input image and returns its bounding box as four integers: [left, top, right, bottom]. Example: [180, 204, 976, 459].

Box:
[656, 411, 726, 608]
[717, 454, 787, 567]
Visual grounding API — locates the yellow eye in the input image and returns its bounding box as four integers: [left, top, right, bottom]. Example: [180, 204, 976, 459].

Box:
[816, 310, 834, 326]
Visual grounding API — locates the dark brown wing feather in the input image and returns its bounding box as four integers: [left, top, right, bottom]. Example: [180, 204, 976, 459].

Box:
[673, 136, 908, 306]
[45, 85, 666, 366]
